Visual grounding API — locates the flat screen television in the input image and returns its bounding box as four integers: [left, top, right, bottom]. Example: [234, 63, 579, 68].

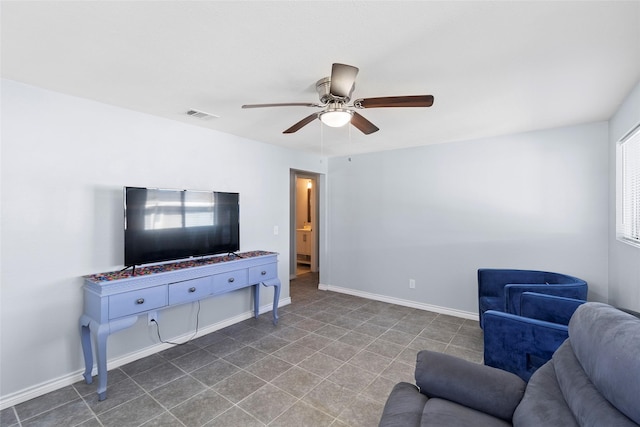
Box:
[124, 187, 240, 266]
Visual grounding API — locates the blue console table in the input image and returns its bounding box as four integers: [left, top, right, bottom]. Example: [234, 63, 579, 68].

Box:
[79, 251, 280, 400]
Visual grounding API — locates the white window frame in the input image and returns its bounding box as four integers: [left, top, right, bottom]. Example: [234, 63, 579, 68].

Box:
[617, 124, 640, 248]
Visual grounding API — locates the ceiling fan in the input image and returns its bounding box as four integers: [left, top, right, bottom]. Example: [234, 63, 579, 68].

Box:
[241, 63, 434, 135]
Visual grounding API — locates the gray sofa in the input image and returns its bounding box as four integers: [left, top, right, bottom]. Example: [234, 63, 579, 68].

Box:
[379, 302, 640, 426]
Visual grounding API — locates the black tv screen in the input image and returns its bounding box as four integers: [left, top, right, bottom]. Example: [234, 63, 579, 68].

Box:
[124, 187, 239, 266]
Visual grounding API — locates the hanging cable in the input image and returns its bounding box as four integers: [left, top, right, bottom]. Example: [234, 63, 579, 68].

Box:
[151, 300, 201, 346]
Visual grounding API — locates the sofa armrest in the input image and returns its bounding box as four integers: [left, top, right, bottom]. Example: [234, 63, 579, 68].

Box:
[520, 292, 585, 324]
[414, 350, 526, 421]
[379, 382, 427, 427]
[483, 310, 570, 381]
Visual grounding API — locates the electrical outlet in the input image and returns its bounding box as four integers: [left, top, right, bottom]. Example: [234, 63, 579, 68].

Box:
[273, 225, 279, 235]
[409, 279, 416, 289]
[148, 311, 158, 326]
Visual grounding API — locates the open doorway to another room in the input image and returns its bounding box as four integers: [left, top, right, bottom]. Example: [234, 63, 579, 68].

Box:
[290, 171, 319, 283]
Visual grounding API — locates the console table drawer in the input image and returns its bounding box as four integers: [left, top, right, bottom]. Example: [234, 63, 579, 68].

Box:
[212, 269, 249, 294]
[108, 286, 168, 319]
[169, 277, 212, 305]
[249, 263, 277, 282]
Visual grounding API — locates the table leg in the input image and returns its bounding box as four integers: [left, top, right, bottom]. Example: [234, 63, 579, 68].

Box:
[91, 316, 137, 400]
[271, 281, 280, 325]
[79, 316, 93, 384]
[94, 323, 109, 400]
[254, 283, 260, 319]
[261, 278, 281, 325]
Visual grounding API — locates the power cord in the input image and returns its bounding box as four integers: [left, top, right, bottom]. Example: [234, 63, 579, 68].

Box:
[151, 300, 201, 346]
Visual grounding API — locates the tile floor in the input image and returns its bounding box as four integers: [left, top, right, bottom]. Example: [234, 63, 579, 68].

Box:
[1, 272, 483, 427]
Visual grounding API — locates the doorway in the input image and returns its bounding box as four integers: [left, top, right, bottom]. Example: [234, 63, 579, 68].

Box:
[290, 171, 319, 280]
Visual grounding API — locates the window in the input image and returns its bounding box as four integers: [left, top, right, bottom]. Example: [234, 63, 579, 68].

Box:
[617, 125, 640, 248]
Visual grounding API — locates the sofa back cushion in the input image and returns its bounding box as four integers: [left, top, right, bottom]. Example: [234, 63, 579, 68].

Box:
[553, 341, 637, 426]
[568, 303, 640, 424]
[513, 361, 579, 427]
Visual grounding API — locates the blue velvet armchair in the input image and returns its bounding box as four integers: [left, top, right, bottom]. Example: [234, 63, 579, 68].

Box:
[483, 292, 585, 381]
[478, 268, 587, 328]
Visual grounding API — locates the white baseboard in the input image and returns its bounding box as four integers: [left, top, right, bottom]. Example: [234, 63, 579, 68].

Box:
[318, 283, 478, 321]
[0, 298, 291, 410]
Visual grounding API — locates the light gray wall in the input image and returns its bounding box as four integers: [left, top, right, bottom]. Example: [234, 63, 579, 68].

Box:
[0, 79, 326, 402]
[325, 122, 610, 315]
[608, 80, 640, 312]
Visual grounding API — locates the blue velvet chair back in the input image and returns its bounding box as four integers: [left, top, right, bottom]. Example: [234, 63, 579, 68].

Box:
[478, 268, 587, 328]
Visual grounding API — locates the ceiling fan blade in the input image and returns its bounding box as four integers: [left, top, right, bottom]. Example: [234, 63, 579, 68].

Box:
[242, 102, 321, 109]
[353, 95, 434, 109]
[283, 113, 320, 134]
[351, 112, 379, 135]
[329, 63, 359, 98]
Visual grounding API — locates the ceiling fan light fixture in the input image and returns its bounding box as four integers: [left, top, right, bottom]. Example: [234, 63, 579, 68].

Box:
[319, 109, 353, 127]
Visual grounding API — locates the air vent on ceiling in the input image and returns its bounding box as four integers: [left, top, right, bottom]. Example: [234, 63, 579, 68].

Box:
[186, 109, 219, 120]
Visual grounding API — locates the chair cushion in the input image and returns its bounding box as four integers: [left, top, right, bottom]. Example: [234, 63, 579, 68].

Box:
[568, 303, 640, 424]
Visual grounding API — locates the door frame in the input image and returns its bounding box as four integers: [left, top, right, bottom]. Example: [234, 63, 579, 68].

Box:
[290, 169, 320, 279]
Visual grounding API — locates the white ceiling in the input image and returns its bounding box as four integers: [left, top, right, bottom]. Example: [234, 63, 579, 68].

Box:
[2, 1, 639, 157]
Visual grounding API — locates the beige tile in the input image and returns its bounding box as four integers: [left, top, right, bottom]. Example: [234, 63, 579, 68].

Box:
[336, 393, 385, 427]
[407, 336, 447, 353]
[205, 406, 264, 427]
[365, 339, 405, 359]
[222, 346, 267, 368]
[444, 345, 483, 364]
[170, 390, 232, 427]
[272, 343, 317, 364]
[380, 360, 415, 384]
[302, 380, 356, 418]
[244, 355, 293, 382]
[319, 341, 360, 362]
[191, 359, 239, 386]
[348, 350, 393, 374]
[271, 367, 323, 398]
[99, 395, 165, 427]
[378, 329, 416, 346]
[360, 375, 397, 404]
[327, 364, 377, 392]
[212, 371, 266, 403]
[270, 401, 334, 427]
[237, 384, 297, 424]
[298, 352, 344, 378]
[150, 375, 206, 409]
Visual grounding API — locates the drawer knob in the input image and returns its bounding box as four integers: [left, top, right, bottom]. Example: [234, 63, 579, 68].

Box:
[188, 287, 196, 293]
[136, 298, 145, 305]
[228, 277, 235, 283]
[261, 271, 267, 275]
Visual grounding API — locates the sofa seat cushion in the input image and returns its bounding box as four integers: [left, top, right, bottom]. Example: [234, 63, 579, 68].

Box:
[421, 398, 511, 427]
[568, 302, 640, 424]
[513, 361, 578, 427]
[379, 382, 427, 427]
